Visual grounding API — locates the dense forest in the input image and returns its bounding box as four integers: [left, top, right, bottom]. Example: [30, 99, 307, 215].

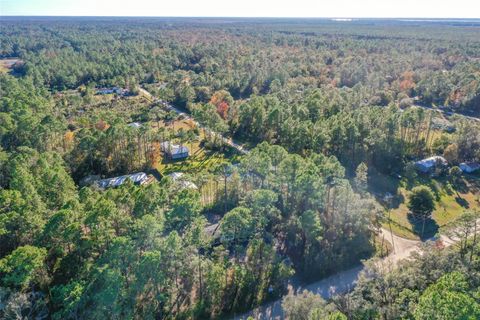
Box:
[0, 17, 480, 319]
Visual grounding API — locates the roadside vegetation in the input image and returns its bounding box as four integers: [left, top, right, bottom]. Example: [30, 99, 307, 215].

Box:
[282, 238, 480, 319]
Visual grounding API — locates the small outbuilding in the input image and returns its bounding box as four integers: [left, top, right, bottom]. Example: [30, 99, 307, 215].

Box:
[161, 141, 189, 160]
[167, 172, 198, 190]
[459, 162, 480, 173]
[415, 156, 448, 173]
[127, 122, 142, 129]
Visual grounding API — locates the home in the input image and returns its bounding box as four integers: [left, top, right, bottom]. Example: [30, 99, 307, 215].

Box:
[459, 162, 480, 173]
[160, 141, 189, 160]
[95, 172, 149, 189]
[112, 87, 124, 94]
[96, 88, 115, 95]
[96, 87, 127, 95]
[127, 122, 142, 129]
[167, 172, 198, 190]
[415, 156, 448, 173]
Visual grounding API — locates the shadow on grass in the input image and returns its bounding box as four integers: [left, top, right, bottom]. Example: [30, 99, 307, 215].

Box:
[455, 196, 470, 208]
[453, 179, 469, 194]
[367, 169, 402, 197]
[465, 174, 480, 193]
[407, 213, 439, 240]
[388, 193, 405, 209]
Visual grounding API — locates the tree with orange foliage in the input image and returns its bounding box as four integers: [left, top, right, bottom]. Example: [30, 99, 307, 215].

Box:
[399, 71, 415, 92]
[63, 131, 75, 151]
[217, 101, 229, 120]
[95, 120, 109, 131]
[210, 90, 233, 120]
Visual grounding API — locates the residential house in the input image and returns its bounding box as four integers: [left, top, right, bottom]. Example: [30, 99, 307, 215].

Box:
[160, 141, 189, 160]
[96, 88, 115, 95]
[95, 172, 150, 189]
[459, 162, 480, 173]
[96, 87, 127, 95]
[415, 156, 448, 173]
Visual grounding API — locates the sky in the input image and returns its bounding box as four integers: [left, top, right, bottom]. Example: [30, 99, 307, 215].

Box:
[1, 0, 479, 18]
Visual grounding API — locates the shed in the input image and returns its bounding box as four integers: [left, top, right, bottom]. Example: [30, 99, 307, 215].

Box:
[167, 172, 198, 190]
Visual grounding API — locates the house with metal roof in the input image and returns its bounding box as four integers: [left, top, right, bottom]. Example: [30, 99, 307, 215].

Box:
[96, 87, 127, 95]
[160, 141, 189, 160]
[459, 162, 480, 173]
[415, 156, 448, 173]
[95, 172, 149, 189]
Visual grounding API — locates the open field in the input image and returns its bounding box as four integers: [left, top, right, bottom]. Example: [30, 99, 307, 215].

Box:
[375, 173, 480, 240]
[153, 118, 239, 175]
[0, 58, 22, 73]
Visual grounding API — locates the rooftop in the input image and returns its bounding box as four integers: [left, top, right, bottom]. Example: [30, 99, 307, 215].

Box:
[167, 172, 198, 189]
[95, 172, 148, 189]
[416, 156, 447, 168]
[161, 141, 189, 155]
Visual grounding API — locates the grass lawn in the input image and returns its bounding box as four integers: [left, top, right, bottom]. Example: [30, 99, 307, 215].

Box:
[152, 118, 241, 207]
[154, 119, 239, 175]
[371, 171, 480, 240]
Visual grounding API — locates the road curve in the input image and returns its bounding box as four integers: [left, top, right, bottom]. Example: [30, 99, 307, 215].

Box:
[233, 220, 480, 320]
[140, 87, 478, 319]
[232, 227, 419, 320]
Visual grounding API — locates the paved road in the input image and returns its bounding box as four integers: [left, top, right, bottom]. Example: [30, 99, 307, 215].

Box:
[139, 87, 249, 155]
[233, 220, 480, 320]
[140, 87, 478, 319]
[232, 227, 416, 320]
[231, 265, 364, 320]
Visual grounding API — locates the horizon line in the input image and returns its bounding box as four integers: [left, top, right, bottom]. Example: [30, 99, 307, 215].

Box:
[1, 15, 480, 20]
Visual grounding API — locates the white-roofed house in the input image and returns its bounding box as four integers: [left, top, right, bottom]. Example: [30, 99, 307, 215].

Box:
[415, 156, 448, 173]
[95, 172, 149, 189]
[160, 141, 189, 160]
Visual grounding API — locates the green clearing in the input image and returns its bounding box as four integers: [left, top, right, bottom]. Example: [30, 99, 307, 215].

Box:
[370, 170, 480, 240]
[153, 118, 239, 176]
[0, 58, 21, 74]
